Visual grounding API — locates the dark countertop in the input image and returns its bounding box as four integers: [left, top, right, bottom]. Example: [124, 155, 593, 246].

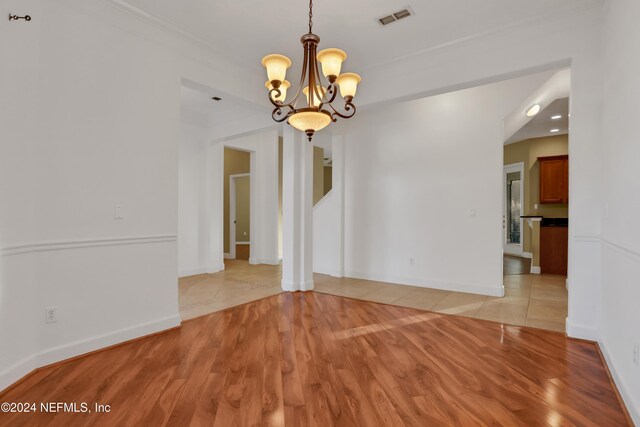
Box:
[541, 218, 568, 227]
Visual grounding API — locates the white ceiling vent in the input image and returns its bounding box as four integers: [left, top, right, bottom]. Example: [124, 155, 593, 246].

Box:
[377, 7, 414, 26]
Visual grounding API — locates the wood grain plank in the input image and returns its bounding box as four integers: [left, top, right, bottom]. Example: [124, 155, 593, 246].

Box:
[0, 292, 630, 427]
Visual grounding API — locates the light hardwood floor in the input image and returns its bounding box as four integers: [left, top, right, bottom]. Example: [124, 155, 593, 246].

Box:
[180, 260, 568, 332]
[0, 292, 629, 426]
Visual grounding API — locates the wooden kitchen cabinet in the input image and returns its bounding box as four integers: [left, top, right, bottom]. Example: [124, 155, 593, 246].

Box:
[540, 225, 568, 275]
[538, 155, 568, 204]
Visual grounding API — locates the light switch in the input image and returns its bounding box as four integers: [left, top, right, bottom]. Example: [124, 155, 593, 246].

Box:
[114, 205, 124, 219]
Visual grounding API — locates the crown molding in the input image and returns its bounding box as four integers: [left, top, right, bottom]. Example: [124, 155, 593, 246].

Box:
[97, 0, 259, 71]
[96, 0, 602, 78]
[361, 0, 605, 73]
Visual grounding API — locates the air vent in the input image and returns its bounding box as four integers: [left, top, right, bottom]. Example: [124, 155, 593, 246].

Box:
[394, 9, 412, 20]
[377, 7, 414, 26]
[378, 15, 396, 26]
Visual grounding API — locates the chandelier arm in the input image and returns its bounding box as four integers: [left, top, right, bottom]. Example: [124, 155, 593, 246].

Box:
[312, 54, 333, 108]
[272, 105, 293, 122]
[327, 99, 356, 121]
[267, 88, 283, 107]
[288, 40, 310, 110]
[322, 83, 338, 106]
[308, 43, 317, 108]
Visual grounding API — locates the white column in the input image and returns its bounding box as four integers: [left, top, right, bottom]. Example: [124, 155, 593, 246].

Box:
[332, 134, 346, 278]
[205, 141, 225, 273]
[281, 126, 314, 291]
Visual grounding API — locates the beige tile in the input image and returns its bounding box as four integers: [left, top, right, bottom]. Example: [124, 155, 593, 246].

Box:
[485, 294, 529, 306]
[317, 285, 372, 299]
[527, 298, 568, 324]
[393, 295, 445, 312]
[432, 293, 487, 317]
[392, 288, 449, 310]
[503, 279, 532, 291]
[360, 293, 402, 304]
[475, 301, 528, 325]
[530, 283, 568, 302]
[362, 285, 413, 301]
[179, 261, 568, 334]
[504, 286, 531, 298]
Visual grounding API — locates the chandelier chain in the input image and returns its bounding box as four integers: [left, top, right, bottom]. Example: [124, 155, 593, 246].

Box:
[308, 0, 313, 33]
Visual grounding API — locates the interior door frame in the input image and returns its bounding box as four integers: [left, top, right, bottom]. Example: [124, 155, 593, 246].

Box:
[229, 173, 250, 260]
[503, 162, 525, 256]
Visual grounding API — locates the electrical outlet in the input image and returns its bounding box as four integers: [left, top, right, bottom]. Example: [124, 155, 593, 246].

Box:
[409, 257, 415, 265]
[633, 343, 639, 367]
[45, 306, 57, 323]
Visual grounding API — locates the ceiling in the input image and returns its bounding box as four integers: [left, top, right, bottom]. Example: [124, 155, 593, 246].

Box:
[180, 82, 264, 128]
[506, 97, 569, 144]
[120, 0, 600, 76]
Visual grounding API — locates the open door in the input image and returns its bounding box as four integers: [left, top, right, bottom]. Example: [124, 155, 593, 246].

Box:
[230, 173, 250, 260]
[503, 163, 524, 256]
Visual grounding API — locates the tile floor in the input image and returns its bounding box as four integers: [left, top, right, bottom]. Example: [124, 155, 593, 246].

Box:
[179, 260, 568, 332]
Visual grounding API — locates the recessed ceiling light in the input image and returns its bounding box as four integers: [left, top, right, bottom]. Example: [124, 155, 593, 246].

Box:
[526, 104, 540, 117]
[550, 128, 560, 133]
[551, 115, 562, 120]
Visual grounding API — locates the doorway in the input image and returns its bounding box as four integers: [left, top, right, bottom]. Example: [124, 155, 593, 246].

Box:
[503, 162, 524, 257]
[224, 147, 251, 261]
[230, 173, 250, 260]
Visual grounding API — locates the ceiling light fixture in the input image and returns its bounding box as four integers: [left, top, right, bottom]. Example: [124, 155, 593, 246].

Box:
[526, 104, 541, 117]
[550, 128, 560, 133]
[551, 114, 562, 120]
[262, 0, 361, 141]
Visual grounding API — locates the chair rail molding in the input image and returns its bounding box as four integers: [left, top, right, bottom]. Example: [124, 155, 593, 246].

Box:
[1, 235, 177, 257]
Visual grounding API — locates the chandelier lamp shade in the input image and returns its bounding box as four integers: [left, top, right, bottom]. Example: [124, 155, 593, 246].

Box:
[262, 0, 361, 141]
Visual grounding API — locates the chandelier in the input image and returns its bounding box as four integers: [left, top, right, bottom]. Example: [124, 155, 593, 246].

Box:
[262, 0, 361, 141]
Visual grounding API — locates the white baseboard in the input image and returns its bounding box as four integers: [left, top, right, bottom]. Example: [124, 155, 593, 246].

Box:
[345, 270, 504, 297]
[565, 318, 599, 341]
[249, 258, 280, 265]
[206, 263, 225, 273]
[37, 314, 182, 368]
[281, 280, 314, 292]
[313, 266, 343, 277]
[0, 354, 38, 394]
[522, 252, 533, 259]
[178, 267, 208, 277]
[530, 266, 541, 274]
[0, 314, 182, 393]
[331, 270, 345, 278]
[598, 339, 640, 426]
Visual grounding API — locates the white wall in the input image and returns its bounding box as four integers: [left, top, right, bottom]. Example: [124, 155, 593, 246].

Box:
[310, 5, 605, 340]
[178, 122, 208, 276]
[0, 0, 41, 390]
[0, 0, 260, 391]
[313, 136, 344, 277]
[335, 73, 552, 296]
[599, 0, 640, 422]
[205, 129, 280, 271]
